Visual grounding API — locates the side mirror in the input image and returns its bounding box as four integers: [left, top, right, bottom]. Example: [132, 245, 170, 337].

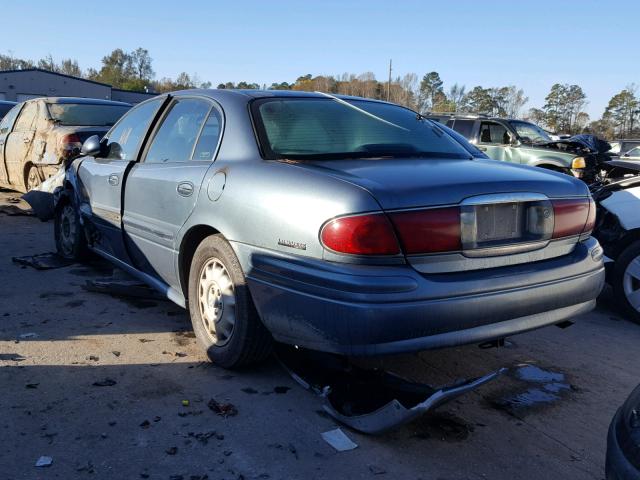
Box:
[80, 135, 102, 157]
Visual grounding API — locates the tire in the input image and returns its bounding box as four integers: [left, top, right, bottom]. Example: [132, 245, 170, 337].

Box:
[25, 164, 42, 192]
[54, 198, 88, 261]
[612, 240, 640, 324]
[188, 235, 272, 368]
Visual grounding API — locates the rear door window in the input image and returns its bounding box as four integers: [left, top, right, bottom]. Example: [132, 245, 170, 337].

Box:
[192, 109, 223, 161]
[13, 102, 38, 132]
[479, 121, 511, 145]
[103, 97, 164, 161]
[452, 120, 475, 140]
[144, 98, 211, 164]
[0, 104, 22, 135]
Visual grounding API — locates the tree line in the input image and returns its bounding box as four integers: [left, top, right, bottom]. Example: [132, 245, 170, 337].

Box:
[2, 49, 638, 139]
[0, 49, 211, 94]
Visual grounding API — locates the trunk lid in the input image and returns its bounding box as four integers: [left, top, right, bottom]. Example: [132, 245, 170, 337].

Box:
[296, 158, 589, 210]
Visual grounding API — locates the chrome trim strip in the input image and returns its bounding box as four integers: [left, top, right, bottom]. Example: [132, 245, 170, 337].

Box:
[460, 192, 549, 205]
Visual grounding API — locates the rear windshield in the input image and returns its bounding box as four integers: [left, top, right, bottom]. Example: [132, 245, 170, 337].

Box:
[252, 97, 472, 160]
[47, 103, 131, 126]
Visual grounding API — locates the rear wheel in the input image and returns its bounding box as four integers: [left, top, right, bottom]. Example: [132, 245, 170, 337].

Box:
[25, 164, 42, 191]
[612, 240, 640, 324]
[54, 199, 88, 261]
[187, 235, 271, 368]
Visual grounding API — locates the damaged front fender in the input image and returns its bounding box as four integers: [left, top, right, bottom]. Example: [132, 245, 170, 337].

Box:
[22, 157, 85, 221]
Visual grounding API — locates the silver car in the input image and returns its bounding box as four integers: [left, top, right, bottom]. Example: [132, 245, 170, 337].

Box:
[55, 90, 605, 368]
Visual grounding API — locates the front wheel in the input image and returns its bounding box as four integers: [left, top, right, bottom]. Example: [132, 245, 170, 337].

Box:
[25, 165, 42, 191]
[612, 240, 640, 324]
[188, 235, 271, 368]
[54, 200, 88, 260]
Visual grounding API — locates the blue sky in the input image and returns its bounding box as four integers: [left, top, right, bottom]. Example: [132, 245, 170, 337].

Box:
[5, 0, 638, 118]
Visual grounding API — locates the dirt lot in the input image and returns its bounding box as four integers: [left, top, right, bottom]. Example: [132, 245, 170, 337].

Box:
[1, 188, 639, 480]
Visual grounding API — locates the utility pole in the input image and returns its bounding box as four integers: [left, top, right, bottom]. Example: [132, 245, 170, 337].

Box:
[387, 59, 392, 102]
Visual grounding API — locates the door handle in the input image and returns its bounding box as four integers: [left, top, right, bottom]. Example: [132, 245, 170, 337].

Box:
[108, 174, 119, 186]
[176, 181, 194, 197]
[23, 137, 31, 143]
[478, 146, 488, 151]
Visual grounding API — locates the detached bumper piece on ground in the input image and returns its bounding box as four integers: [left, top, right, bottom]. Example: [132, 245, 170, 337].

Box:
[277, 345, 504, 434]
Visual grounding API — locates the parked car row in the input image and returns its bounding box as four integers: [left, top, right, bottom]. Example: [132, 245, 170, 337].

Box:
[427, 113, 612, 182]
[0, 97, 131, 192]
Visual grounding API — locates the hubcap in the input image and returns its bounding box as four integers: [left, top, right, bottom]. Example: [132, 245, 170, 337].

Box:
[27, 168, 40, 191]
[623, 255, 640, 312]
[58, 205, 77, 256]
[198, 258, 236, 346]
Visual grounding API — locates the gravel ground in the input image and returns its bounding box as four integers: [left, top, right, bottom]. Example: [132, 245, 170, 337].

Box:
[1, 189, 638, 480]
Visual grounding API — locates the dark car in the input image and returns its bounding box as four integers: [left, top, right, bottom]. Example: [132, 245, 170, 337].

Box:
[55, 90, 604, 368]
[0, 97, 131, 192]
[0, 100, 17, 120]
[606, 383, 640, 479]
[427, 113, 609, 182]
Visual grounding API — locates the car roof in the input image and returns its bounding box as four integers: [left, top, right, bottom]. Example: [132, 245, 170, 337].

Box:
[27, 97, 132, 107]
[171, 88, 397, 106]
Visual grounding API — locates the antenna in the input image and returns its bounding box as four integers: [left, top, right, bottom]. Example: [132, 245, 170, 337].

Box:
[387, 59, 392, 102]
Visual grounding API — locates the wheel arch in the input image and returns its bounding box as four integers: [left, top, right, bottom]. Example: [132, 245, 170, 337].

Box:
[178, 224, 222, 300]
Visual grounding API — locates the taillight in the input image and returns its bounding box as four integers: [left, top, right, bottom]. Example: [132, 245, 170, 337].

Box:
[58, 134, 82, 158]
[389, 207, 461, 254]
[551, 198, 593, 239]
[320, 213, 400, 255]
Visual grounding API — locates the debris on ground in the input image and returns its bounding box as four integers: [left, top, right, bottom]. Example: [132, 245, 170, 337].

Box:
[25, 383, 39, 389]
[35, 456, 53, 467]
[83, 278, 165, 301]
[18, 332, 39, 339]
[368, 464, 387, 475]
[208, 398, 238, 417]
[321, 428, 358, 452]
[165, 446, 178, 455]
[182, 400, 190, 407]
[140, 420, 151, 429]
[92, 378, 117, 387]
[76, 461, 95, 473]
[277, 344, 505, 434]
[12, 253, 74, 270]
[0, 204, 34, 216]
[112, 351, 121, 357]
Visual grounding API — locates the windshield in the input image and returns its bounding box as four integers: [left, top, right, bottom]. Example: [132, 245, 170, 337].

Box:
[510, 120, 551, 144]
[47, 103, 131, 126]
[252, 97, 472, 160]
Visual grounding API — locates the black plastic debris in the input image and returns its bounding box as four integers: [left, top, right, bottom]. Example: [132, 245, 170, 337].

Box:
[276, 344, 504, 435]
[22, 190, 54, 221]
[92, 378, 117, 387]
[83, 279, 165, 300]
[12, 253, 74, 270]
[207, 398, 238, 417]
[0, 204, 33, 216]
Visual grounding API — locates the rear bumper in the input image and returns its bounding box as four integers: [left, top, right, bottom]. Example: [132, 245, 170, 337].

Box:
[238, 237, 605, 356]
